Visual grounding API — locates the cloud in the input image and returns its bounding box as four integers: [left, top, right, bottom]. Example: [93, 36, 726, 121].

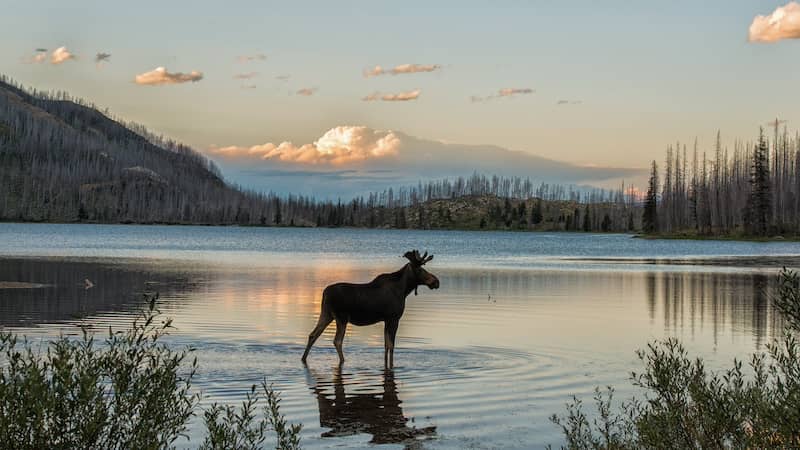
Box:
[24, 49, 48, 64]
[557, 99, 582, 105]
[275, 74, 290, 82]
[362, 89, 421, 102]
[240, 84, 257, 89]
[471, 87, 534, 102]
[749, 2, 800, 42]
[134, 67, 203, 85]
[296, 87, 317, 96]
[50, 47, 76, 64]
[363, 63, 441, 77]
[209, 125, 401, 165]
[233, 71, 258, 79]
[207, 125, 646, 197]
[237, 53, 267, 63]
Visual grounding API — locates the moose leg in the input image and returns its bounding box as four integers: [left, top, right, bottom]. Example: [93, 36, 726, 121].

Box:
[302, 310, 333, 363]
[384, 319, 399, 369]
[333, 318, 348, 365]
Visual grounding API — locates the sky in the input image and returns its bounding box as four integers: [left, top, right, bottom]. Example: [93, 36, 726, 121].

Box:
[1, 1, 799, 197]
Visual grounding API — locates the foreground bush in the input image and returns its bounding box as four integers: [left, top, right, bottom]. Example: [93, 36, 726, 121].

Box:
[550, 268, 800, 449]
[0, 294, 301, 449]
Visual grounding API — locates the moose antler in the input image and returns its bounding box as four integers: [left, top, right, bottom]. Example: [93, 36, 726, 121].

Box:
[404, 249, 434, 266]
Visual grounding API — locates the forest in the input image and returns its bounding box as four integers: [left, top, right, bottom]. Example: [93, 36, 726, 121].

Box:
[642, 126, 800, 238]
[2, 74, 797, 237]
[0, 75, 639, 232]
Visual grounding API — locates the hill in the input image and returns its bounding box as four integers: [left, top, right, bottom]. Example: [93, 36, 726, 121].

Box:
[0, 76, 641, 233]
[0, 76, 271, 224]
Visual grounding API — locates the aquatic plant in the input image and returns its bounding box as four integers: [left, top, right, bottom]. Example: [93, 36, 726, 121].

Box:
[0, 294, 301, 449]
[550, 268, 800, 449]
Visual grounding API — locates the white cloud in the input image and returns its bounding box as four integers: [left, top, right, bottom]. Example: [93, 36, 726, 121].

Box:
[296, 87, 317, 96]
[237, 53, 267, 63]
[210, 126, 401, 165]
[363, 63, 441, 77]
[50, 47, 76, 64]
[134, 67, 203, 85]
[749, 2, 800, 42]
[362, 89, 421, 102]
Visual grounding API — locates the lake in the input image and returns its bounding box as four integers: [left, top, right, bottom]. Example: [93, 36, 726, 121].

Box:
[0, 223, 797, 449]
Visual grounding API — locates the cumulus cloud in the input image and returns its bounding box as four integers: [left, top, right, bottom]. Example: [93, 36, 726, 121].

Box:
[237, 53, 267, 63]
[134, 67, 203, 85]
[749, 2, 800, 42]
[363, 63, 441, 77]
[50, 47, 76, 64]
[210, 126, 401, 165]
[233, 71, 258, 79]
[362, 89, 421, 102]
[296, 87, 318, 96]
[471, 87, 534, 102]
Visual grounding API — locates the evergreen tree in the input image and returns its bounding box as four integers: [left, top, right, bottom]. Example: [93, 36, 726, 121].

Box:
[643, 160, 659, 233]
[747, 129, 772, 236]
[582, 206, 591, 232]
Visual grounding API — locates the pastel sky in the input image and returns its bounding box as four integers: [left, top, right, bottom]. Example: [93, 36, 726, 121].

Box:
[2, 1, 799, 196]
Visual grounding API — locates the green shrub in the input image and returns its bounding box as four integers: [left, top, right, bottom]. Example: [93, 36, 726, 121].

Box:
[0, 294, 301, 449]
[550, 268, 800, 449]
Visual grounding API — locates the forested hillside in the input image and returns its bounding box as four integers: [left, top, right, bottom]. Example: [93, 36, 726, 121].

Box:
[0, 75, 276, 224]
[0, 75, 643, 231]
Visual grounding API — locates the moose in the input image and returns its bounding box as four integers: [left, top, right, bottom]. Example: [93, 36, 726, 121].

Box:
[301, 250, 440, 369]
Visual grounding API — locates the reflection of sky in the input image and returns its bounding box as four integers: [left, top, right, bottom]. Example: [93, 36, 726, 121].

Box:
[0, 222, 792, 448]
[2, 223, 800, 273]
[0, 254, 783, 448]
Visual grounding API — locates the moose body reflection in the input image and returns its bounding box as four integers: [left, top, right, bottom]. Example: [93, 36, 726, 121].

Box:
[306, 367, 436, 446]
[302, 250, 439, 368]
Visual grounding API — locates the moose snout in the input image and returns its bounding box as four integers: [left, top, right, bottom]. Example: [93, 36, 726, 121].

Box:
[428, 276, 440, 289]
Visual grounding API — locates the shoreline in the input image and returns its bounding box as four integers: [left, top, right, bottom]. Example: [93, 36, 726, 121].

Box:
[634, 232, 800, 243]
[3, 220, 800, 243]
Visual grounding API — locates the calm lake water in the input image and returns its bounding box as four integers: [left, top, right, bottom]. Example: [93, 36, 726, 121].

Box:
[1, 223, 798, 449]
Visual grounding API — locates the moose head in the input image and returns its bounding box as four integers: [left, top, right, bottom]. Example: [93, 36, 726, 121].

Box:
[403, 250, 440, 294]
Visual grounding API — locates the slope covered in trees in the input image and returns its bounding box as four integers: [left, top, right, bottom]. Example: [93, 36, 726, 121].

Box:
[0, 75, 276, 224]
[0, 75, 642, 231]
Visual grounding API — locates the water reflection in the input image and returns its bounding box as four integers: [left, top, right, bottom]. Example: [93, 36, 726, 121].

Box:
[645, 271, 781, 347]
[0, 258, 195, 326]
[305, 366, 436, 447]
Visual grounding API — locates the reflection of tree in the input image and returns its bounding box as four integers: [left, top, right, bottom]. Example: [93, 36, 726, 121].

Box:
[306, 366, 435, 447]
[0, 258, 195, 326]
[644, 271, 781, 344]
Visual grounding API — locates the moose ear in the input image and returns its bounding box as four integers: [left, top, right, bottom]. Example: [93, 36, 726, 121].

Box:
[403, 250, 417, 263]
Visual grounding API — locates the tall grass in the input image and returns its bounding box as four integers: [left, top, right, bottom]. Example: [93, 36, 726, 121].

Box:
[0, 294, 301, 449]
[550, 268, 800, 449]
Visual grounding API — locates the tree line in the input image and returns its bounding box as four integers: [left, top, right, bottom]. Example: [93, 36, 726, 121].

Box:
[642, 126, 800, 237]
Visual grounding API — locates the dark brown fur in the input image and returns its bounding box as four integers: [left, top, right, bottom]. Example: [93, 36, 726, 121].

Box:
[301, 250, 439, 368]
